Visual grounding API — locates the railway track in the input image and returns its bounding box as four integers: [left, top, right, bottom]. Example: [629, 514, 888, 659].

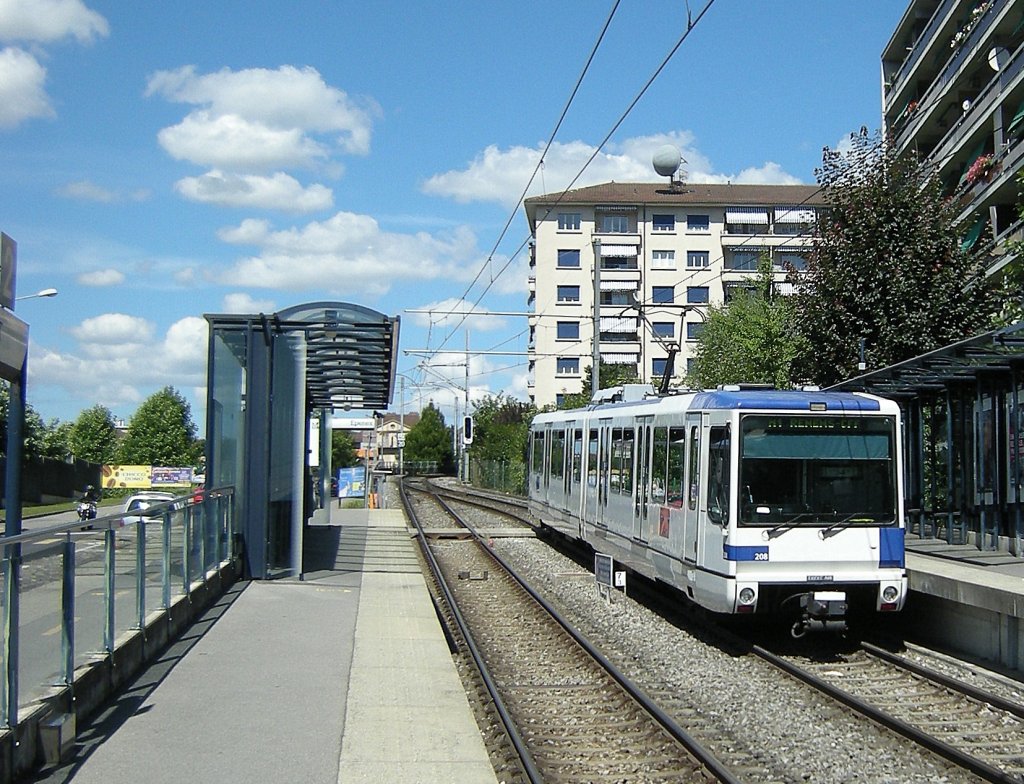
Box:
[426, 477, 1024, 783]
[756, 641, 1024, 783]
[402, 479, 740, 784]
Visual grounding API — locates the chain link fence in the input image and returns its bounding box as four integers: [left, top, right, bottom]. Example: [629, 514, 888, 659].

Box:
[470, 458, 527, 497]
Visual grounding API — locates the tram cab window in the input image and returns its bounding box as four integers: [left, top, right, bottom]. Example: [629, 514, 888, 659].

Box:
[531, 432, 544, 476]
[707, 426, 730, 525]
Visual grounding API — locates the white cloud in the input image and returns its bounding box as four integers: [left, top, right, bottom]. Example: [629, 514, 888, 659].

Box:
[222, 292, 276, 313]
[0, 0, 108, 44]
[55, 180, 150, 203]
[216, 212, 488, 297]
[77, 268, 125, 286]
[0, 47, 53, 128]
[175, 170, 333, 212]
[421, 131, 804, 207]
[70, 313, 154, 346]
[30, 316, 208, 417]
[146, 65, 379, 175]
[407, 298, 506, 333]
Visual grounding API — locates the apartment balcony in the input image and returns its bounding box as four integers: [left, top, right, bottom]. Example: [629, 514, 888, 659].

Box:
[891, 0, 1014, 152]
[884, 0, 957, 105]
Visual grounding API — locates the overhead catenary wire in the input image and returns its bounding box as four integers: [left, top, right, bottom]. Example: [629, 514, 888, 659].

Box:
[421, 0, 717, 363]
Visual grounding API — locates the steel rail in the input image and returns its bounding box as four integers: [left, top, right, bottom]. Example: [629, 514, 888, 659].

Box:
[861, 640, 1024, 720]
[422, 484, 743, 784]
[399, 480, 544, 784]
[752, 643, 1019, 784]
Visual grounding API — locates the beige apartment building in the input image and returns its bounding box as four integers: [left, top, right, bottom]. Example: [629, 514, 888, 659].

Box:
[883, 0, 1024, 275]
[523, 182, 827, 408]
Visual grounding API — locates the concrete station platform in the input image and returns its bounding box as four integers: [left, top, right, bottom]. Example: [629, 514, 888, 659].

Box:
[31, 502, 498, 784]
[905, 538, 1024, 673]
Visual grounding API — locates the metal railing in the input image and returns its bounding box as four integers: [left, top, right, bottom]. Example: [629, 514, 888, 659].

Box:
[0, 487, 236, 728]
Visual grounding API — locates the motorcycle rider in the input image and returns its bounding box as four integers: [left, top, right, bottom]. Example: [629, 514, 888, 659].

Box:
[81, 485, 101, 505]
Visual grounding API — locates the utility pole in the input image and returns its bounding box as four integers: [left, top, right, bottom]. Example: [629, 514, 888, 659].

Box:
[592, 237, 601, 398]
[464, 331, 470, 484]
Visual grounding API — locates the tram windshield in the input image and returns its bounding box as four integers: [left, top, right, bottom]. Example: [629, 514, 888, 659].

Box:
[738, 414, 896, 527]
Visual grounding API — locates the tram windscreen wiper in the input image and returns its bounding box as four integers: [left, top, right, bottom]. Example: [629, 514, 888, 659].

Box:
[818, 512, 878, 539]
[764, 513, 817, 539]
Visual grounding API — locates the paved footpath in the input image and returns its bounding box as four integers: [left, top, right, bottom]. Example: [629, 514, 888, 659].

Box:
[29, 506, 497, 784]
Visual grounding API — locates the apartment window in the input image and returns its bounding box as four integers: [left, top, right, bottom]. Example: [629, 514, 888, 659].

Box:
[686, 322, 706, 341]
[687, 214, 710, 232]
[652, 214, 675, 232]
[687, 286, 709, 304]
[687, 250, 710, 268]
[652, 358, 668, 377]
[556, 393, 565, 407]
[725, 251, 759, 271]
[557, 321, 580, 340]
[558, 213, 581, 231]
[557, 357, 580, 375]
[725, 283, 756, 302]
[652, 286, 675, 304]
[600, 290, 634, 306]
[686, 357, 696, 375]
[651, 250, 676, 269]
[652, 322, 674, 338]
[557, 249, 581, 268]
[557, 285, 580, 303]
[775, 249, 809, 271]
[601, 214, 630, 233]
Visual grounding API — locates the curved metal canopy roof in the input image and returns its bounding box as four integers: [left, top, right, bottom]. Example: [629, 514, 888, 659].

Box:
[206, 301, 399, 411]
[831, 322, 1024, 398]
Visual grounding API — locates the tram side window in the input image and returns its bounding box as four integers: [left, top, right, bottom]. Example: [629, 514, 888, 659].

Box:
[531, 432, 545, 475]
[572, 429, 583, 484]
[550, 430, 565, 480]
[668, 427, 686, 507]
[611, 428, 624, 493]
[687, 425, 700, 510]
[652, 427, 668, 503]
[707, 426, 730, 524]
[587, 429, 598, 486]
[611, 428, 634, 495]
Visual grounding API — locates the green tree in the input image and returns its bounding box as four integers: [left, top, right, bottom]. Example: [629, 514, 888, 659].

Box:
[118, 386, 201, 466]
[39, 419, 73, 461]
[0, 383, 61, 461]
[69, 404, 119, 465]
[332, 429, 359, 468]
[404, 402, 454, 474]
[690, 255, 805, 388]
[561, 361, 640, 409]
[792, 129, 996, 386]
[469, 394, 537, 492]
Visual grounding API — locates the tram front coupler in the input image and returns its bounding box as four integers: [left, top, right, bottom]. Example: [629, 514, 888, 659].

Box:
[791, 590, 849, 638]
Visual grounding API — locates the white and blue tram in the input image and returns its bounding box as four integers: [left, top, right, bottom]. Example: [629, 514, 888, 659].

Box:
[528, 385, 907, 635]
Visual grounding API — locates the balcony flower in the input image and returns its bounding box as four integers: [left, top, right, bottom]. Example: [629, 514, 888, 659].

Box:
[951, 1, 993, 48]
[965, 154, 998, 185]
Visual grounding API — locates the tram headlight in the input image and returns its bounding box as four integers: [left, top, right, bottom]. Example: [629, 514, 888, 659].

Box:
[738, 587, 756, 605]
[882, 585, 899, 603]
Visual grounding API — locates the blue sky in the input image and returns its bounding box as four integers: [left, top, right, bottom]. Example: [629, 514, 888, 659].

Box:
[0, 0, 906, 428]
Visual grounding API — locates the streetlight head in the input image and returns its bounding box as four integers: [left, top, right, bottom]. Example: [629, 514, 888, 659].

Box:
[37, 288, 58, 298]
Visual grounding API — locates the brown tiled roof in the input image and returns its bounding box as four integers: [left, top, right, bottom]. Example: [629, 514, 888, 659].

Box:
[524, 181, 827, 226]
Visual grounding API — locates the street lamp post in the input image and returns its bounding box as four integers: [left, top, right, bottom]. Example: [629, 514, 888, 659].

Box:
[15, 288, 58, 303]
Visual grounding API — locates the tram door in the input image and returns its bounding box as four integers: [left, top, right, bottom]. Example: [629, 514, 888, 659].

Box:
[634, 417, 653, 541]
[582, 421, 608, 529]
[682, 412, 702, 563]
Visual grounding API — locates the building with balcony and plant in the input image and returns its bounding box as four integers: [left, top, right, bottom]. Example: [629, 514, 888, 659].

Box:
[522, 181, 826, 408]
[883, 0, 1024, 275]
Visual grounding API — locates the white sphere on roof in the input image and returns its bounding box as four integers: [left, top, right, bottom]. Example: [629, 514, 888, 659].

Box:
[652, 145, 682, 176]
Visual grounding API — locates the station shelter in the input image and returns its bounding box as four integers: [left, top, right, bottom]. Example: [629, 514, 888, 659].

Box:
[834, 322, 1024, 554]
[204, 302, 399, 578]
